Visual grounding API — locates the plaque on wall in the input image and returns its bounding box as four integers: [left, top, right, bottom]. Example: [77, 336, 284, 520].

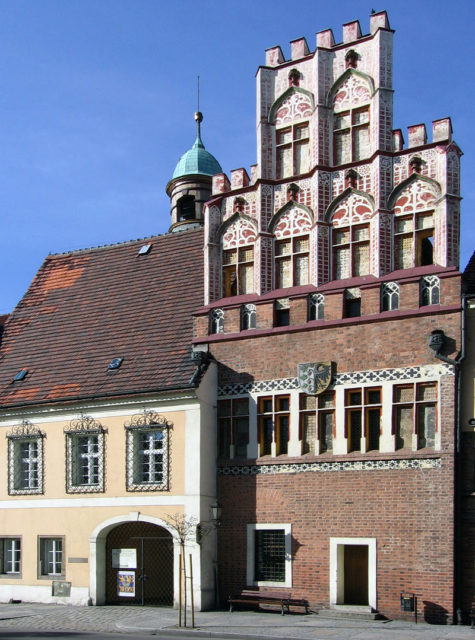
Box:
[112, 548, 137, 569]
[297, 361, 333, 395]
[52, 581, 71, 597]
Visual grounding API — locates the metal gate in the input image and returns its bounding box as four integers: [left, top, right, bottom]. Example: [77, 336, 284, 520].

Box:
[105, 522, 174, 606]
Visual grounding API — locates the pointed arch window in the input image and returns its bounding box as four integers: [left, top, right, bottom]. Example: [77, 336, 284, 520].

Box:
[241, 304, 256, 330]
[210, 308, 224, 334]
[308, 293, 324, 320]
[420, 276, 440, 306]
[381, 282, 399, 312]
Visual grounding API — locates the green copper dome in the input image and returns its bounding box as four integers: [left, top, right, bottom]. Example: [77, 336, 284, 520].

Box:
[172, 112, 222, 180]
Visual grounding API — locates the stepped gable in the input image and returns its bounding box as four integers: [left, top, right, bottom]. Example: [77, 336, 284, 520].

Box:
[0, 228, 204, 407]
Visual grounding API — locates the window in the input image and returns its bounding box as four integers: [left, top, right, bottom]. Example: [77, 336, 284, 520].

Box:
[275, 298, 290, 327]
[65, 415, 105, 493]
[38, 537, 63, 577]
[381, 281, 399, 311]
[308, 293, 324, 321]
[210, 308, 224, 334]
[395, 212, 434, 270]
[275, 235, 309, 288]
[333, 224, 370, 279]
[345, 388, 381, 452]
[177, 195, 196, 221]
[0, 538, 21, 575]
[222, 246, 254, 297]
[420, 275, 440, 306]
[125, 411, 171, 491]
[344, 288, 361, 318]
[217, 398, 249, 459]
[299, 392, 335, 454]
[393, 383, 437, 449]
[333, 107, 370, 165]
[276, 122, 309, 179]
[247, 524, 292, 587]
[7, 421, 44, 495]
[258, 395, 290, 456]
[241, 304, 256, 330]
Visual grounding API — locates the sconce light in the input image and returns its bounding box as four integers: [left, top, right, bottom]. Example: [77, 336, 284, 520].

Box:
[429, 329, 445, 353]
[210, 501, 222, 526]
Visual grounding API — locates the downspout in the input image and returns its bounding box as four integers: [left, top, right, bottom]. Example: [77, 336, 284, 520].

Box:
[429, 303, 466, 622]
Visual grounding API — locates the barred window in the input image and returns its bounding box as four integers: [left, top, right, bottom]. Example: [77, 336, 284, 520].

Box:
[65, 415, 105, 493]
[7, 421, 44, 496]
[247, 524, 291, 587]
[381, 281, 399, 311]
[241, 304, 256, 330]
[38, 537, 63, 577]
[420, 275, 440, 306]
[0, 538, 21, 575]
[210, 308, 224, 334]
[125, 411, 172, 491]
[308, 293, 324, 321]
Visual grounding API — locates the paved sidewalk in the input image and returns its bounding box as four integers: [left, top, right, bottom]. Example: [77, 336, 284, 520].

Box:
[0, 603, 474, 639]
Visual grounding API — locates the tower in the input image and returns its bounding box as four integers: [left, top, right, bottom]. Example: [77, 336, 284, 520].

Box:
[166, 112, 222, 232]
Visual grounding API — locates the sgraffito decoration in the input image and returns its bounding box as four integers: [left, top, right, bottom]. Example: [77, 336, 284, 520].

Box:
[297, 362, 333, 395]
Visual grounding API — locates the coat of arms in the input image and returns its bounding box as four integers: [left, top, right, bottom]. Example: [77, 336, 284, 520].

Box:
[297, 362, 333, 395]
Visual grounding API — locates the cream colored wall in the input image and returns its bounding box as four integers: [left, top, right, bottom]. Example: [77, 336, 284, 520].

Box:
[0, 402, 190, 590]
[0, 505, 184, 588]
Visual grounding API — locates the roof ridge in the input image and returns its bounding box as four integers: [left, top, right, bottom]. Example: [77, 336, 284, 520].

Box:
[47, 227, 203, 257]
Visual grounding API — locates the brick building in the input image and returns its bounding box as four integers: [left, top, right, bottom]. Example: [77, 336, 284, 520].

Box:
[192, 11, 463, 622]
[0, 8, 467, 624]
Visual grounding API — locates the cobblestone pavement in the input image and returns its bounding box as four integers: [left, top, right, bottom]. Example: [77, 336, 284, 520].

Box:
[1, 603, 475, 639]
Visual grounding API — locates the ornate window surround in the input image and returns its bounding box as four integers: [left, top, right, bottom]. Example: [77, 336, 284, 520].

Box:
[64, 414, 106, 494]
[125, 411, 172, 492]
[7, 420, 45, 496]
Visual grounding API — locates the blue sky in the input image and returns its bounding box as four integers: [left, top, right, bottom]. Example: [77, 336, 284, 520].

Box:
[0, 0, 473, 314]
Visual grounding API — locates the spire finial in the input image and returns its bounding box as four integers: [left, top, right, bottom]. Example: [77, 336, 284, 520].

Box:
[194, 75, 203, 139]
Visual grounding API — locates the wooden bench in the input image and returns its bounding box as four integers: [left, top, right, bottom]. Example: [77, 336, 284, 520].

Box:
[228, 589, 309, 615]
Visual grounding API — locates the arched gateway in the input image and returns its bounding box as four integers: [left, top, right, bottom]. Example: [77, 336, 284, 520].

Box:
[90, 515, 177, 606]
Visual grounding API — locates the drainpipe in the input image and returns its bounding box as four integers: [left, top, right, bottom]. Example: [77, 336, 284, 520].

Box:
[429, 302, 466, 622]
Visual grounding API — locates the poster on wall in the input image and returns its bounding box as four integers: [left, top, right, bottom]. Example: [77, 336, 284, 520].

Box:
[112, 548, 137, 569]
[117, 571, 135, 597]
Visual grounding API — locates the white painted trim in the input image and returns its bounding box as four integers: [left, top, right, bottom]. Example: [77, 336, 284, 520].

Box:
[0, 584, 89, 606]
[0, 496, 186, 509]
[246, 523, 292, 588]
[329, 537, 377, 610]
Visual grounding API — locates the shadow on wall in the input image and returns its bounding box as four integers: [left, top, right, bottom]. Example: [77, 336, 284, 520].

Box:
[423, 601, 449, 624]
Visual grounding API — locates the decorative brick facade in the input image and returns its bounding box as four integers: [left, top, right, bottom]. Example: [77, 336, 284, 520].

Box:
[194, 10, 463, 622]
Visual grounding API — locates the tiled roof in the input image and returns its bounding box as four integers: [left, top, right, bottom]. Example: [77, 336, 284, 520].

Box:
[463, 250, 475, 295]
[0, 229, 204, 408]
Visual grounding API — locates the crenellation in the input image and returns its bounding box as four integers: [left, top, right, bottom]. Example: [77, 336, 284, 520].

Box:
[392, 129, 404, 151]
[432, 117, 452, 143]
[316, 28, 335, 49]
[230, 168, 250, 190]
[408, 123, 427, 148]
[212, 173, 230, 195]
[370, 10, 390, 34]
[265, 45, 285, 67]
[342, 20, 362, 43]
[290, 37, 310, 60]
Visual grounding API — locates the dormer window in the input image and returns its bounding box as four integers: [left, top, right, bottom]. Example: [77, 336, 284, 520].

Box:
[276, 123, 309, 179]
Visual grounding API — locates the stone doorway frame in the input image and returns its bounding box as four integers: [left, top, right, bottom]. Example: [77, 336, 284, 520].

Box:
[329, 537, 377, 610]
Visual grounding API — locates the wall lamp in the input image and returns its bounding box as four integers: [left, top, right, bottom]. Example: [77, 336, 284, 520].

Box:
[429, 329, 458, 367]
[210, 502, 222, 527]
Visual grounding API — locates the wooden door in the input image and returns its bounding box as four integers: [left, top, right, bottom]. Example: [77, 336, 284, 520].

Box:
[344, 545, 368, 605]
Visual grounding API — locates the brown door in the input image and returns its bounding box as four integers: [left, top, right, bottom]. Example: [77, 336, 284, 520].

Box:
[344, 545, 368, 605]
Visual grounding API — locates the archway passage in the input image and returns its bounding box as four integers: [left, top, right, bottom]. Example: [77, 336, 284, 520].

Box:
[105, 521, 173, 606]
